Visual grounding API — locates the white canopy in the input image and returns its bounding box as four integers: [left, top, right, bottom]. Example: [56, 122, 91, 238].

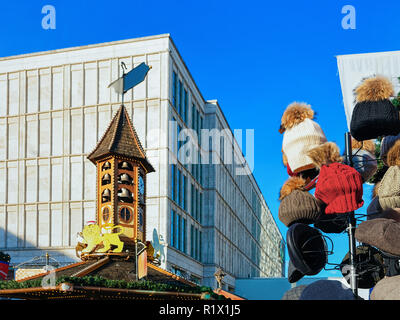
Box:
[336, 50, 400, 130]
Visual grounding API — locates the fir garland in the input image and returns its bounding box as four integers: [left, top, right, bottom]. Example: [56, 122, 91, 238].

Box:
[0, 275, 227, 300]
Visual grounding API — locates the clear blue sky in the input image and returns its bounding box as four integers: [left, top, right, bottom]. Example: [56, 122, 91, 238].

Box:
[1, 0, 398, 278]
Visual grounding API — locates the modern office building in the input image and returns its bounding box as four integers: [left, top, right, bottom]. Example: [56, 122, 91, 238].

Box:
[0, 34, 284, 290]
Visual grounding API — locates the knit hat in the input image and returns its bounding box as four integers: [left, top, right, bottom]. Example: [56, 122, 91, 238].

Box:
[350, 76, 400, 141]
[377, 165, 400, 210]
[299, 280, 357, 300]
[315, 162, 364, 214]
[314, 212, 348, 234]
[281, 285, 307, 300]
[288, 259, 304, 283]
[279, 177, 324, 227]
[366, 196, 382, 220]
[370, 275, 400, 300]
[350, 149, 377, 182]
[340, 245, 386, 289]
[381, 133, 400, 166]
[280, 103, 327, 174]
[355, 218, 400, 256]
[286, 223, 327, 276]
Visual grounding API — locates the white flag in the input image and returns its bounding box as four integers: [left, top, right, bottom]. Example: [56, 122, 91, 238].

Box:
[108, 77, 124, 94]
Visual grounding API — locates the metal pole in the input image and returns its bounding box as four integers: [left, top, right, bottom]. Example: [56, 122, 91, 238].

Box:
[344, 132, 359, 298]
[135, 239, 138, 281]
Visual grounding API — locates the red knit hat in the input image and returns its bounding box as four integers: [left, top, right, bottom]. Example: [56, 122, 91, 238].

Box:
[315, 162, 364, 214]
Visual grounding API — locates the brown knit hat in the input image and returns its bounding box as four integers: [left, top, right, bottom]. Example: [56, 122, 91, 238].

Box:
[355, 218, 400, 256]
[279, 177, 324, 227]
[279, 190, 324, 227]
[370, 275, 400, 300]
[377, 166, 400, 210]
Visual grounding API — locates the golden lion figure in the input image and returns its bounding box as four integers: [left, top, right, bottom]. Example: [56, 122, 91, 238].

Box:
[80, 223, 124, 254]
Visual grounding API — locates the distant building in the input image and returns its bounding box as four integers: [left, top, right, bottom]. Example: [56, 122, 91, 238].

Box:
[0, 34, 284, 290]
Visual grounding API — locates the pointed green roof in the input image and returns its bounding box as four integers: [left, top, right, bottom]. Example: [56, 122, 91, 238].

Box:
[87, 105, 155, 173]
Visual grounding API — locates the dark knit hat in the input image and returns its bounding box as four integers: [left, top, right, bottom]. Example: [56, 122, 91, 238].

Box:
[370, 275, 400, 300]
[314, 212, 348, 234]
[286, 223, 327, 276]
[279, 190, 324, 227]
[340, 245, 386, 289]
[299, 280, 358, 300]
[281, 285, 307, 300]
[315, 162, 364, 214]
[350, 76, 400, 141]
[355, 218, 400, 256]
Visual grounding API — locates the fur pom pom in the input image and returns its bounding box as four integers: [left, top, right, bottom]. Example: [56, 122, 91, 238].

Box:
[306, 142, 343, 169]
[282, 150, 288, 167]
[352, 138, 376, 155]
[279, 176, 306, 200]
[386, 139, 400, 166]
[279, 102, 314, 133]
[355, 76, 394, 102]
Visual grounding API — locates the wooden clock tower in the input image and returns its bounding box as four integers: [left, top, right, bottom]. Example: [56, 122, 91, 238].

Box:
[87, 105, 154, 245]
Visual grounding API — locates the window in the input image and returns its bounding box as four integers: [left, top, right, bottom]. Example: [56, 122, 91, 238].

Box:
[170, 209, 175, 247]
[183, 175, 187, 211]
[183, 89, 188, 123]
[176, 214, 181, 250]
[172, 71, 177, 107]
[119, 207, 132, 223]
[182, 217, 187, 253]
[177, 80, 182, 116]
[102, 207, 110, 222]
[171, 165, 176, 202]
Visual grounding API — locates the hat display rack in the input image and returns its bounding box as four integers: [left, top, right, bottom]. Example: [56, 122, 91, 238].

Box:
[344, 131, 359, 297]
[279, 76, 400, 299]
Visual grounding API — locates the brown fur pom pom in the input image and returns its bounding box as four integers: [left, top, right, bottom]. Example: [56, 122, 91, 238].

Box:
[386, 139, 400, 166]
[307, 142, 343, 169]
[279, 102, 314, 133]
[355, 76, 394, 102]
[279, 176, 307, 200]
[352, 138, 376, 155]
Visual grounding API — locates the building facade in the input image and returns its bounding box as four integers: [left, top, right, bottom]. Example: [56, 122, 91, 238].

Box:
[0, 34, 284, 290]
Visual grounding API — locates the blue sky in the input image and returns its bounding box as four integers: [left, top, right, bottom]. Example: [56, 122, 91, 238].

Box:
[0, 0, 398, 278]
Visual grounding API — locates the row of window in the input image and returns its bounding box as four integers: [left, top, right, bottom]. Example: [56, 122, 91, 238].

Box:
[170, 209, 202, 262]
[172, 70, 204, 146]
[170, 209, 187, 253]
[170, 164, 202, 223]
[172, 71, 188, 124]
[171, 164, 187, 210]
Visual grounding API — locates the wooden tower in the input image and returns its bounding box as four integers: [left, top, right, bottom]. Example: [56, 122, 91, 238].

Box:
[87, 105, 154, 245]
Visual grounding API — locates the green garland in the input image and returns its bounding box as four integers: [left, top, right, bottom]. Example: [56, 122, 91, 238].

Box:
[0, 275, 227, 300]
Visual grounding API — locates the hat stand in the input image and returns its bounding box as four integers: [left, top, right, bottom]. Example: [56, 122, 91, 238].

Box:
[344, 132, 359, 298]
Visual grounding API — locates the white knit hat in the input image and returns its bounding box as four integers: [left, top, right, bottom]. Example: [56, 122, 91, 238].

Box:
[282, 118, 327, 173]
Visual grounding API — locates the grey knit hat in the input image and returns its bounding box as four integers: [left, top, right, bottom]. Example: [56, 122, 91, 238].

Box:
[367, 196, 382, 219]
[278, 190, 324, 227]
[299, 280, 357, 300]
[355, 218, 400, 256]
[370, 275, 400, 300]
[281, 285, 307, 300]
[378, 166, 400, 210]
[381, 133, 400, 166]
[352, 149, 377, 182]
